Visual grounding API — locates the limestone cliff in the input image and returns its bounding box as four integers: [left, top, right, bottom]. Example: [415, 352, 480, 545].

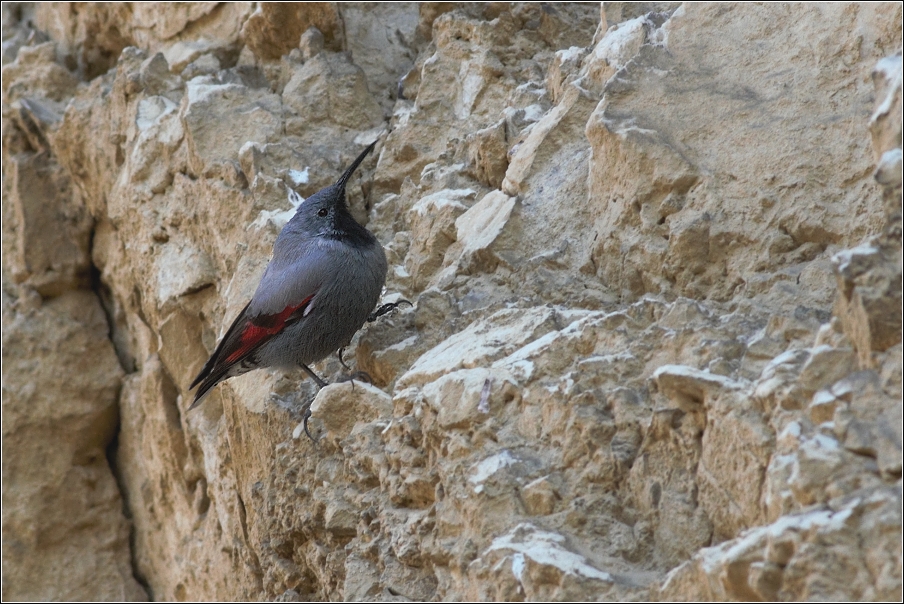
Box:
[2, 3, 901, 601]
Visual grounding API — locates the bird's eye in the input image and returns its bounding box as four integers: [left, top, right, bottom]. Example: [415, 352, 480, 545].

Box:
[318, 208, 328, 217]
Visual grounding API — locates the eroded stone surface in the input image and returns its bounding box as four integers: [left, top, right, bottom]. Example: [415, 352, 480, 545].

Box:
[2, 3, 901, 601]
[1, 291, 146, 601]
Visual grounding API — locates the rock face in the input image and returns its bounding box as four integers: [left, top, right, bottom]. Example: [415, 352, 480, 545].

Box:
[2, 2, 901, 601]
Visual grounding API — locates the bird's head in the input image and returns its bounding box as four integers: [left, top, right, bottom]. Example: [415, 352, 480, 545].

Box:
[285, 141, 378, 243]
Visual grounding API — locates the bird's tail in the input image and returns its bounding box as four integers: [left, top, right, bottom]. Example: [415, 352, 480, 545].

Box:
[189, 360, 256, 409]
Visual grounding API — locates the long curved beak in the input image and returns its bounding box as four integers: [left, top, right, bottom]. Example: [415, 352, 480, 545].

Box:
[335, 140, 378, 191]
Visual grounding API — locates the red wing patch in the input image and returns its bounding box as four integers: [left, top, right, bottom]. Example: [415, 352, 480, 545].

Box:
[224, 295, 314, 364]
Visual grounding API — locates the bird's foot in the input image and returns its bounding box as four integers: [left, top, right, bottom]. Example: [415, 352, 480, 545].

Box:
[335, 370, 373, 390]
[367, 300, 412, 322]
[298, 363, 328, 442]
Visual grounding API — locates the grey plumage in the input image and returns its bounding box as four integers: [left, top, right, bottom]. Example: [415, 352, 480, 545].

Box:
[190, 142, 387, 408]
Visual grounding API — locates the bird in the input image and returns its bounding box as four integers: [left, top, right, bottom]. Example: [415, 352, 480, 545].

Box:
[189, 141, 400, 434]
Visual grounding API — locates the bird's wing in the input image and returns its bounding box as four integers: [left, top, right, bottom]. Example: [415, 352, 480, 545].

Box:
[223, 294, 316, 366]
[189, 244, 332, 407]
[188, 295, 315, 407]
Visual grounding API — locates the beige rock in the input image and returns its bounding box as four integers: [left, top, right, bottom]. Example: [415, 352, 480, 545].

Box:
[797, 345, 859, 393]
[340, 3, 420, 107]
[405, 188, 474, 289]
[520, 476, 559, 516]
[283, 52, 384, 132]
[1, 42, 78, 101]
[35, 3, 251, 78]
[354, 306, 422, 388]
[183, 78, 283, 178]
[154, 239, 217, 309]
[466, 119, 508, 188]
[126, 94, 184, 197]
[502, 83, 596, 196]
[3, 4, 901, 602]
[297, 27, 324, 61]
[451, 189, 517, 275]
[4, 152, 91, 295]
[808, 389, 841, 425]
[652, 364, 746, 409]
[833, 243, 902, 366]
[166, 39, 223, 74]
[831, 369, 903, 478]
[421, 367, 508, 430]
[1, 291, 145, 601]
[869, 52, 902, 160]
[307, 382, 393, 443]
[658, 487, 901, 601]
[584, 3, 901, 303]
[399, 306, 560, 387]
[467, 523, 642, 601]
[242, 3, 342, 61]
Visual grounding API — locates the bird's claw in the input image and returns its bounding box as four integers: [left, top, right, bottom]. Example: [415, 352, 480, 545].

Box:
[336, 370, 373, 389]
[367, 300, 412, 322]
[300, 399, 318, 442]
[297, 363, 374, 441]
[336, 346, 351, 370]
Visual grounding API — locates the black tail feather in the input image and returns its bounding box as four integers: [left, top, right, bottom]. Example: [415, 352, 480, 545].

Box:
[189, 360, 254, 409]
[190, 301, 252, 391]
